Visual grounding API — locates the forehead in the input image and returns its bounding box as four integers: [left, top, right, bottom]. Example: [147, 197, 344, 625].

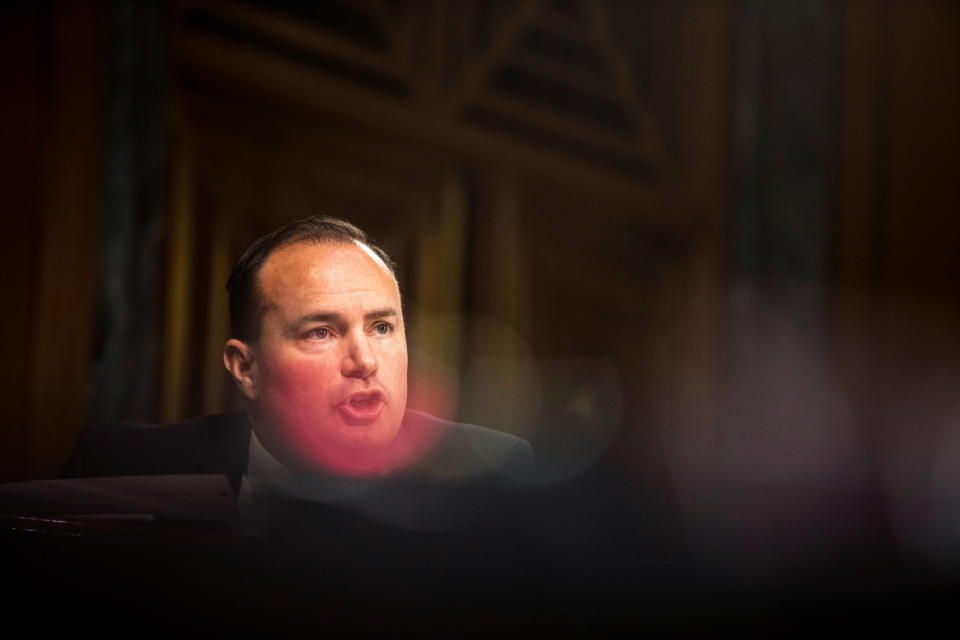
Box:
[258, 240, 399, 311]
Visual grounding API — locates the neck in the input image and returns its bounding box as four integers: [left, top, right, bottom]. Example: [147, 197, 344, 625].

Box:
[247, 408, 444, 479]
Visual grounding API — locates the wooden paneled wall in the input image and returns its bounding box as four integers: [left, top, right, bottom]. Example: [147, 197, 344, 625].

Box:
[2, 2, 733, 499]
[835, 0, 960, 461]
[1, 3, 105, 481]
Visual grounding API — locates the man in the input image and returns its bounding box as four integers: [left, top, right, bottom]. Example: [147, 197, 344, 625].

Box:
[65, 216, 534, 531]
[49, 218, 685, 630]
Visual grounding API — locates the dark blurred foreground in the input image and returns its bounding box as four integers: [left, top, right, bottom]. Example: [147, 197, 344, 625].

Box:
[3, 478, 959, 637]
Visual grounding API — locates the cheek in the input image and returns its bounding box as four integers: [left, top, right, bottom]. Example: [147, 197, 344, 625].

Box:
[258, 360, 337, 461]
[267, 358, 336, 395]
[385, 345, 409, 384]
[260, 358, 340, 431]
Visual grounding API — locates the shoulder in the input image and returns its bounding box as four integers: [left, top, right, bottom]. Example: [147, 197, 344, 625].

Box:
[406, 410, 536, 482]
[63, 411, 250, 481]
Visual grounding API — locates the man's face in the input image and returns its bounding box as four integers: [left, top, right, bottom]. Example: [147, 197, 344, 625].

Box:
[245, 240, 408, 475]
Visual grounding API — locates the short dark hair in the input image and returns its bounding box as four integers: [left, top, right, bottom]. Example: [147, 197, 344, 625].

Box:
[226, 215, 397, 342]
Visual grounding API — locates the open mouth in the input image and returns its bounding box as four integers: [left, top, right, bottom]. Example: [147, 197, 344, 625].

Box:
[339, 391, 386, 423]
[348, 391, 383, 409]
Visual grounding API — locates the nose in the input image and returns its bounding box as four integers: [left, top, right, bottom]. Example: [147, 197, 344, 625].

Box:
[342, 330, 377, 379]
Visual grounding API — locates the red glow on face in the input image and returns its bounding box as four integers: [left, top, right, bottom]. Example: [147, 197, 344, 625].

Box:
[258, 346, 412, 477]
[256, 362, 460, 477]
[250, 242, 439, 477]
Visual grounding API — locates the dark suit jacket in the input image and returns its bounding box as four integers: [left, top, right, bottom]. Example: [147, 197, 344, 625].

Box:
[63, 409, 535, 497]
[52, 413, 670, 630]
[49, 412, 564, 629]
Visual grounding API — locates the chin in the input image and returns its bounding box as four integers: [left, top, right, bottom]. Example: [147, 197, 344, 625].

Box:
[337, 418, 401, 447]
[294, 421, 403, 476]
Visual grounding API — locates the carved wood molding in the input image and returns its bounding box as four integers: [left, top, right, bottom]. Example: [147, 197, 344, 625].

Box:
[174, 0, 671, 191]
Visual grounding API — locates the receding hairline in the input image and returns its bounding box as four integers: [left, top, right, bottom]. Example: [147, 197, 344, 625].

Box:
[250, 237, 401, 340]
[258, 237, 398, 285]
[227, 214, 399, 343]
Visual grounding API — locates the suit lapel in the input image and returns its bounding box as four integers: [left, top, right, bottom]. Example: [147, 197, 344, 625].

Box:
[191, 411, 251, 496]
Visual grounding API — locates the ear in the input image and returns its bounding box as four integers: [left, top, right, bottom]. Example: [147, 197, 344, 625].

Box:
[224, 339, 259, 402]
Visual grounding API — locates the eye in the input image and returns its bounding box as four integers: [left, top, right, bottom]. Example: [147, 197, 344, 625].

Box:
[307, 327, 330, 340]
[373, 322, 393, 335]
